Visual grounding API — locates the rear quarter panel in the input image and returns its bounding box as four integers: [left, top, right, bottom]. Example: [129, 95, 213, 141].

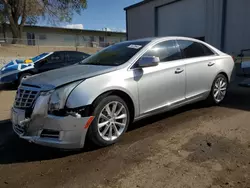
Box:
[214, 55, 235, 83]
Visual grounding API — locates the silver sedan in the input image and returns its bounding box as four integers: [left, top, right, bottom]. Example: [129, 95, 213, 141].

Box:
[11, 37, 235, 149]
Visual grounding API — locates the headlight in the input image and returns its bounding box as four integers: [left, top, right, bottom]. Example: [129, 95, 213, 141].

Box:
[44, 81, 81, 113]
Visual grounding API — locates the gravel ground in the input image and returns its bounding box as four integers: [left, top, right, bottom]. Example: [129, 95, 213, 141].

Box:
[0, 77, 250, 188]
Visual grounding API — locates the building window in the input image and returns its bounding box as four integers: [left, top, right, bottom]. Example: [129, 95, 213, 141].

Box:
[90, 36, 95, 42]
[39, 34, 47, 40]
[64, 36, 74, 42]
[0, 4, 4, 10]
[99, 36, 105, 42]
[82, 36, 91, 41]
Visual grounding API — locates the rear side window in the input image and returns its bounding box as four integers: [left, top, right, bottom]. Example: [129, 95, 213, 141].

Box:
[143, 40, 182, 62]
[177, 40, 205, 58]
[66, 52, 87, 62]
[201, 43, 215, 56]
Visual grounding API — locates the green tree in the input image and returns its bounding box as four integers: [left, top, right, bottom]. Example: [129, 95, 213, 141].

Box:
[0, 0, 87, 44]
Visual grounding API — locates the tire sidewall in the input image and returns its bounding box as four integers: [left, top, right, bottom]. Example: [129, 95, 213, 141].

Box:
[88, 95, 130, 146]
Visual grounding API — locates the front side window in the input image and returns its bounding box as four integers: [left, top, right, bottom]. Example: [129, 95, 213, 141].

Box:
[143, 40, 182, 62]
[48, 52, 64, 63]
[80, 41, 149, 66]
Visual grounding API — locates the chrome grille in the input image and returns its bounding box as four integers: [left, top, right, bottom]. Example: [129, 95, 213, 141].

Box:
[13, 124, 25, 135]
[14, 88, 39, 108]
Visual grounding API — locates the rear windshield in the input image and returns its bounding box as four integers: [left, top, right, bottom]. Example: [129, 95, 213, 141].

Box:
[80, 41, 149, 66]
[32, 53, 49, 62]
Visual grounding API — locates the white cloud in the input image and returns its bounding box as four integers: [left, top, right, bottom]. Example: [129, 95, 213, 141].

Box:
[101, 27, 112, 31]
[65, 24, 84, 30]
[101, 28, 126, 32]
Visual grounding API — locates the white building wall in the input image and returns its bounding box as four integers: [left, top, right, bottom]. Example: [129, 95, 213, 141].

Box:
[35, 33, 76, 46]
[0, 27, 125, 47]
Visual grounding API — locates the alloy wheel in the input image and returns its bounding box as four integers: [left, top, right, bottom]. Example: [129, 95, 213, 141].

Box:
[213, 76, 227, 103]
[97, 101, 128, 141]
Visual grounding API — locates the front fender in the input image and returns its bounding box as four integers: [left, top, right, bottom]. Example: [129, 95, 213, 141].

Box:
[66, 70, 139, 116]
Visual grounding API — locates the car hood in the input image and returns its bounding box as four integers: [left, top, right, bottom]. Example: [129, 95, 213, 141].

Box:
[22, 64, 117, 89]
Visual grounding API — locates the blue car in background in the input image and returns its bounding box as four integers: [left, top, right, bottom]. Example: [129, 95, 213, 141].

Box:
[0, 51, 90, 85]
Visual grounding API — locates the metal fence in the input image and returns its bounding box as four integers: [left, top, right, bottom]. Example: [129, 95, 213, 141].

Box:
[0, 37, 115, 67]
[0, 37, 114, 48]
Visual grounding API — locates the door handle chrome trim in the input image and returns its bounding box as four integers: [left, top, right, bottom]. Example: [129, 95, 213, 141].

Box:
[208, 62, 215, 66]
[175, 68, 184, 74]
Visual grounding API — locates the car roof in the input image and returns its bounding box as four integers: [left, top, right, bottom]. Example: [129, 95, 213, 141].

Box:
[53, 50, 86, 53]
[126, 36, 205, 44]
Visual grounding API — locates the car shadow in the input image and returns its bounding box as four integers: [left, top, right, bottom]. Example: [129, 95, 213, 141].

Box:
[128, 100, 208, 132]
[0, 121, 82, 164]
[222, 77, 250, 111]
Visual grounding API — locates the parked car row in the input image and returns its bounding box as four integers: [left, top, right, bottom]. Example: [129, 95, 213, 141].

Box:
[0, 51, 90, 85]
[10, 37, 235, 150]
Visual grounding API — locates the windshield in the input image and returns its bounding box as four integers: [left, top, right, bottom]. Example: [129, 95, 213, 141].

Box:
[80, 41, 149, 66]
[31, 53, 49, 62]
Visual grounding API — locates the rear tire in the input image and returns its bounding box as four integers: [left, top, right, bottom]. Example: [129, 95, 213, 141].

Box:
[206, 74, 228, 105]
[18, 73, 32, 85]
[87, 95, 130, 147]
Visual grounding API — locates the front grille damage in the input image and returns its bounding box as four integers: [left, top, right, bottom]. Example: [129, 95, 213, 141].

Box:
[14, 88, 39, 109]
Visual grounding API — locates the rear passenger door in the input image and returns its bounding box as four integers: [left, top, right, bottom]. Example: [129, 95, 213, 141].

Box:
[176, 40, 217, 99]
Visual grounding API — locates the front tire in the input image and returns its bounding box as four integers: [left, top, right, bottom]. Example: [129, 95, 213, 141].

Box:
[207, 74, 228, 104]
[87, 95, 130, 147]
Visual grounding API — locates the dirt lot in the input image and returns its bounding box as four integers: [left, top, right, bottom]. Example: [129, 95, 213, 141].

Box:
[0, 77, 250, 188]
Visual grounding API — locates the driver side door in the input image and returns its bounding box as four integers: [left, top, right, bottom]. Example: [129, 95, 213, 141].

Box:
[134, 40, 186, 116]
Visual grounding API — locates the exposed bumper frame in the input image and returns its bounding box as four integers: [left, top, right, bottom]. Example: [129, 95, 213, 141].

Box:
[12, 94, 94, 149]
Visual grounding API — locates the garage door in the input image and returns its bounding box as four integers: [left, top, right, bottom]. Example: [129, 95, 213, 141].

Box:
[156, 0, 206, 39]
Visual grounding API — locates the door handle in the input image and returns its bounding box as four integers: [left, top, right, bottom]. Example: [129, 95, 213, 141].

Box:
[175, 68, 184, 74]
[208, 62, 215, 67]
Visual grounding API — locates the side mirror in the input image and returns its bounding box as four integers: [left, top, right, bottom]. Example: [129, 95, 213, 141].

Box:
[138, 56, 160, 68]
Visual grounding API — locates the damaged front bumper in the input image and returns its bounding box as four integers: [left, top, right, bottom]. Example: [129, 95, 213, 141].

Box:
[11, 94, 94, 149]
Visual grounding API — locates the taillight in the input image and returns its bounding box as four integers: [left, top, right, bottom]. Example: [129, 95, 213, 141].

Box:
[231, 55, 235, 62]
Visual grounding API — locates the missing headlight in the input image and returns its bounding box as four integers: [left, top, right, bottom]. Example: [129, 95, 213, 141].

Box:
[66, 105, 91, 118]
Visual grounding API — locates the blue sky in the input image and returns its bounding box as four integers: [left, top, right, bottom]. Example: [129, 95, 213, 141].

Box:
[66, 0, 142, 31]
